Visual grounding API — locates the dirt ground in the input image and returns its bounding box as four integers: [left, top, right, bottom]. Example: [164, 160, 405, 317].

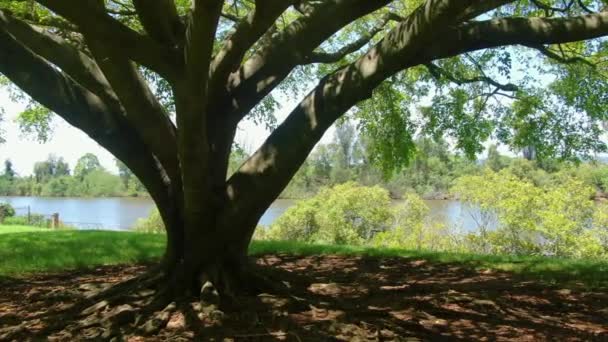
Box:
[1, 254, 607, 341]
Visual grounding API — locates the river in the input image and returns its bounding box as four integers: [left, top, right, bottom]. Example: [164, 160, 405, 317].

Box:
[0, 196, 486, 231]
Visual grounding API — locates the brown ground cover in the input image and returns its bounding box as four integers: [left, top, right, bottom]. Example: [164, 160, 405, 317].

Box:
[1, 254, 607, 341]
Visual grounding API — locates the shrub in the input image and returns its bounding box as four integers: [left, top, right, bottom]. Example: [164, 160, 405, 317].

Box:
[133, 209, 165, 234]
[0, 203, 15, 220]
[372, 193, 459, 251]
[268, 182, 393, 245]
[454, 169, 605, 258]
[3, 214, 54, 228]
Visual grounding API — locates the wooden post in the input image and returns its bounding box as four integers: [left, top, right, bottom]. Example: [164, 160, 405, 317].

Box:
[27, 206, 31, 224]
[51, 213, 59, 229]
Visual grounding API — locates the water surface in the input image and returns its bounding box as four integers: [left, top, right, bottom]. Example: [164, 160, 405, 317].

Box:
[0, 196, 487, 231]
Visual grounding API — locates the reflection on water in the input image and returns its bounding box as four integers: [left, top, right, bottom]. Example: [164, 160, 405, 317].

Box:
[0, 196, 491, 231]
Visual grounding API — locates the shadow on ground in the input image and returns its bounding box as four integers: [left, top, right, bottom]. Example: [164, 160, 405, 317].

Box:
[1, 255, 607, 341]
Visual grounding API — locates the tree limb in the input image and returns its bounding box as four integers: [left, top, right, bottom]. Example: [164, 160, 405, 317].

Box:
[432, 12, 608, 61]
[132, 0, 184, 46]
[529, 0, 575, 14]
[425, 62, 518, 91]
[527, 43, 596, 67]
[220, 0, 393, 121]
[0, 25, 173, 211]
[303, 15, 392, 65]
[0, 10, 120, 110]
[176, 0, 224, 235]
[34, 0, 181, 80]
[86, 40, 181, 184]
[221, 11, 241, 22]
[210, 0, 293, 96]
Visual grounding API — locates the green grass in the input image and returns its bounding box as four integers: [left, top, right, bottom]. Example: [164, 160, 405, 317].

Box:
[250, 241, 608, 288]
[0, 227, 165, 275]
[0, 225, 51, 234]
[1, 226, 607, 288]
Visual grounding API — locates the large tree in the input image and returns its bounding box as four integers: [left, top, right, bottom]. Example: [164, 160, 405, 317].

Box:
[1, 0, 608, 300]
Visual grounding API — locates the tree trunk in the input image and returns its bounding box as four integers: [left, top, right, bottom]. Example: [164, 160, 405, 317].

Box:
[156, 193, 261, 302]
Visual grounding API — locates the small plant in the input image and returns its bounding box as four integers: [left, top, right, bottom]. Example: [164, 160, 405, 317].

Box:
[0, 203, 15, 222]
[133, 209, 165, 234]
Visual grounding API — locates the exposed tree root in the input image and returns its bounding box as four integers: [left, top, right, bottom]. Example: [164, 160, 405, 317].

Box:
[11, 261, 293, 340]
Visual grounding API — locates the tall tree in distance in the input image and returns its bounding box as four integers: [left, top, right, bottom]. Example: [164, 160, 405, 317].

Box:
[487, 144, 506, 171]
[74, 153, 101, 181]
[33, 154, 68, 182]
[1, 0, 608, 304]
[3, 159, 14, 181]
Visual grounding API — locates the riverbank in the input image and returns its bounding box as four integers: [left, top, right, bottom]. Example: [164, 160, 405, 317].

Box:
[1, 227, 607, 340]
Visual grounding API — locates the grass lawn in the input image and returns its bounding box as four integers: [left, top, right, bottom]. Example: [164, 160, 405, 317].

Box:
[0, 225, 50, 234]
[1, 225, 607, 287]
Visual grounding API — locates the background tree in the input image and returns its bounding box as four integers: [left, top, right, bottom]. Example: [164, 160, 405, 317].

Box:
[3, 159, 14, 181]
[33, 154, 68, 182]
[1, 0, 608, 304]
[73, 153, 101, 181]
[116, 158, 146, 196]
[486, 144, 508, 171]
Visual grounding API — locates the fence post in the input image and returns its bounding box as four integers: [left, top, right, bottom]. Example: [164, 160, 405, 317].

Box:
[51, 213, 59, 229]
[27, 206, 31, 225]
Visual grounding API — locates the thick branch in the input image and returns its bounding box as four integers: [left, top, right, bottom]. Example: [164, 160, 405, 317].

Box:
[210, 0, 292, 95]
[458, 0, 515, 21]
[87, 40, 181, 184]
[0, 10, 120, 109]
[34, 0, 180, 80]
[219, 0, 393, 121]
[185, 0, 223, 93]
[303, 15, 391, 64]
[175, 0, 224, 238]
[435, 12, 608, 59]
[132, 0, 184, 45]
[221, 12, 240, 22]
[0, 26, 172, 212]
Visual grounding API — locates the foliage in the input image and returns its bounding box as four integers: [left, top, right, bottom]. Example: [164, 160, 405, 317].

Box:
[116, 159, 147, 196]
[0, 202, 15, 219]
[282, 128, 481, 200]
[74, 153, 101, 181]
[268, 182, 393, 245]
[371, 192, 456, 251]
[33, 154, 70, 183]
[3, 159, 15, 181]
[454, 169, 606, 258]
[133, 209, 165, 234]
[16, 104, 53, 142]
[2, 214, 48, 227]
[0, 154, 149, 198]
[80, 169, 123, 197]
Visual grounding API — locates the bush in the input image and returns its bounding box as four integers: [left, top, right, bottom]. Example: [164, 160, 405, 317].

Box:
[3, 214, 54, 227]
[0, 203, 15, 220]
[454, 169, 605, 258]
[371, 193, 459, 251]
[267, 182, 393, 245]
[133, 209, 165, 234]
